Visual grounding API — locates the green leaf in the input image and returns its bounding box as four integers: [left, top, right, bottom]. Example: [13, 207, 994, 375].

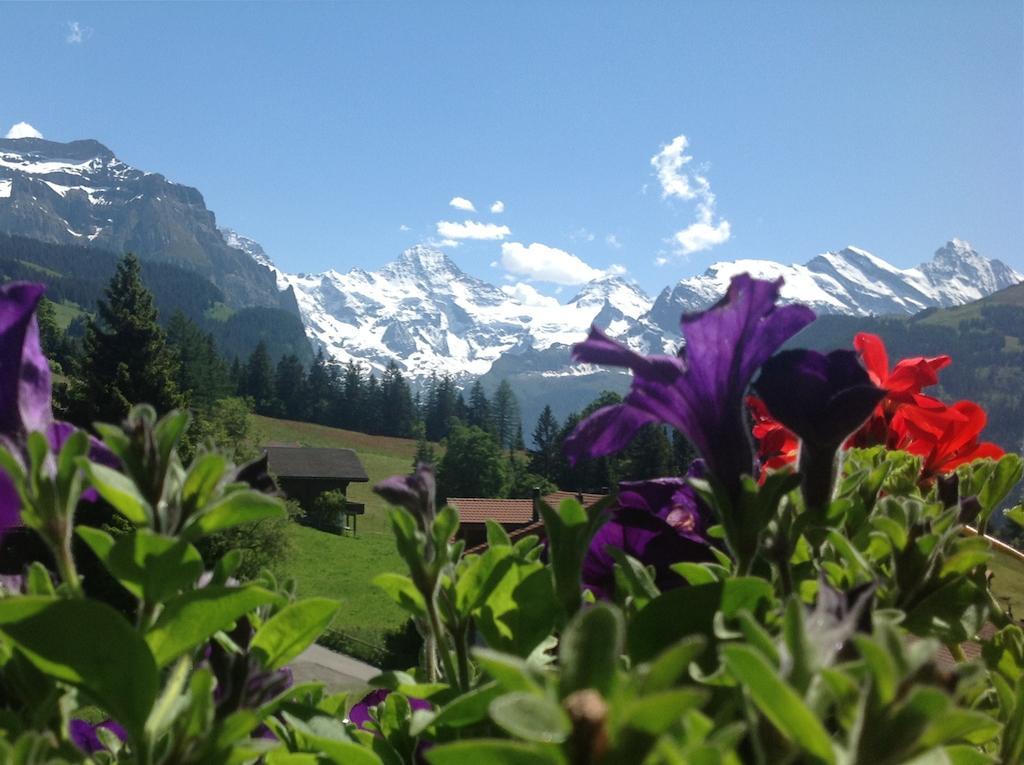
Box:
[374, 573, 428, 617]
[25, 562, 55, 596]
[78, 461, 152, 525]
[415, 682, 504, 734]
[560, 602, 623, 697]
[486, 520, 511, 548]
[144, 657, 191, 741]
[0, 597, 158, 741]
[80, 528, 204, 603]
[722, 644, 835, 764]
[489, 692, 570, 743]
[636, 635, 707, 693]
[629, 579, 774, 662]
[146, 586, 281, 667]
[181, 452, 229, 512]
[620, 689, 707, 735]
[978, 455, 1024, 521]
[472, 648, 544, 693]
[475, 563, 557, 658]
[251, 598, 341, 670]
[455, 548, 514, 615]
[184, 489, 284, 540]
[425, 740, 560, 765]
[670, 562, 720, 585]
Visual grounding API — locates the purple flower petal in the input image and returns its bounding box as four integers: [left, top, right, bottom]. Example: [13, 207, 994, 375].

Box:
[350, 688, 432, 730]
[566, 275, 814, 493]
[754, 349, 885, 448]
[0, 469, 21, 537]
[69, 719, 126, 754]
[373, 463, 436, 522]
[618, 463, 710, 544]
[0, 283, 50, 436]
[582, 508, 714, 599]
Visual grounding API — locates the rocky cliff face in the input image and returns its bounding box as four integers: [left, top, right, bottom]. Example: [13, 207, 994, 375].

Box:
[0, 136, 295, 312]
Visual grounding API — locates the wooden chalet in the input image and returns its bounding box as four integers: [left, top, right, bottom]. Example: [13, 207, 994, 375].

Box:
[264, 445, 369, 533]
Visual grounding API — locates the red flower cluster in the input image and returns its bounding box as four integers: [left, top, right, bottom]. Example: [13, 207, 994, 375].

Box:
[749, 333, 1004, 483]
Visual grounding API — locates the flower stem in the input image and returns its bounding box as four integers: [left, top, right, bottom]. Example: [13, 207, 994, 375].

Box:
[798, 445, 837, 521]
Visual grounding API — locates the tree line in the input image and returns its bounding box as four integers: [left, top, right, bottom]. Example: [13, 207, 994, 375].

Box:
[39, 253, 692, 501]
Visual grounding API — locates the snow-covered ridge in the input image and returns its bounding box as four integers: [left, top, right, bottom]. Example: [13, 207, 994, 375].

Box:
[234, 241, 654, 378]
[225, 232, 1020, 381]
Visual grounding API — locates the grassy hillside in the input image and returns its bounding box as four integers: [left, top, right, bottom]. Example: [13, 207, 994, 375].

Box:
[252, 415, 440, 655]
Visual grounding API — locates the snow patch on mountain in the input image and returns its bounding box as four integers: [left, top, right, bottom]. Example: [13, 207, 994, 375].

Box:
[226, 232, 1020, 381]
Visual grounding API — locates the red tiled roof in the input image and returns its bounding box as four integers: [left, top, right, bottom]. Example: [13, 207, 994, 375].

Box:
[448, 492, 609, 525]
[446, 498, 535, 524]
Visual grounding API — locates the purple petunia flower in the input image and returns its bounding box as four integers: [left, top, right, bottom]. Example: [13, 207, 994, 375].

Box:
[581, 507, 715, 600]
[0, 283, 116, 534]
[753, 349, 885, 511]
[564, 275, 815, 496]
[350, 688, 432, 730]
[753, 349, 886, 451]
[373, 463, 436, 527]
[617, 462, 711, 545]
[69, 719, 127, 754]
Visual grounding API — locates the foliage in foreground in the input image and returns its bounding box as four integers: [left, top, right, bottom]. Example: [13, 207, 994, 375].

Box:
[1, 276, 1024, 763]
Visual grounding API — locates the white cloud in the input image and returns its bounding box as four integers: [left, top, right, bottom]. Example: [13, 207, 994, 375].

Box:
[5, 122, 43, 140]
[655, 256, 669, 266]
[672, 219, 732, 255]
[605, 234, 622, 249]
[436, 220, 511, 240]
[570, 227, 595, 242]
[501, 281, 560, 307]
[500, 241, 622, 285]
[651, 134, 732, 255]
[490, 200, 505, 214]
[440, 239, 460, 248]
[66, 21, 92, 44]
[449, 196, 476, 212]
[399, 224, 411, 231]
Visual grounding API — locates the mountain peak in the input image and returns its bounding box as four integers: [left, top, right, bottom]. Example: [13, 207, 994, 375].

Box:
[383, 245, 463, 282]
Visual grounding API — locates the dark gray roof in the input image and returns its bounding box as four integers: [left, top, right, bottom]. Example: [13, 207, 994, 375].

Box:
[263, 446, 369, 482]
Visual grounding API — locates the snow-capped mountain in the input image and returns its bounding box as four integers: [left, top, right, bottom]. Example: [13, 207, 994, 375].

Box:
[260, 244, 653, 378]
[641, 241, 1022, 348]
[242, 235, 1020, 381]
[0, 136, 290, 310]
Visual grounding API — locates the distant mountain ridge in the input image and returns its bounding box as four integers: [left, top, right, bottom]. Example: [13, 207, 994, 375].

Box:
[243, 234, 1020, 381]
[0, 136, 296, 312]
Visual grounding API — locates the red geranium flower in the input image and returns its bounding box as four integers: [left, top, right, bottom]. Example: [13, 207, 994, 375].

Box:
[849, 333, 950, 448]
[747, 395, 798, 476]
[891, 400, 1004, 480]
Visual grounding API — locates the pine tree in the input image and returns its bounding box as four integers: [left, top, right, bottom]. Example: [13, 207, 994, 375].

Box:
[466, 380, 491, 432]
[381, 360, 415, 437]
[166, 311, 230, 411]
[335, 360, 364, 430]
[241, 341, 277, 414]
[491, 380, 521, 449]
[623, 424, 672, 480]
[411, 420, 437, 468]
[304, 350, 334, 423]
[529, 405, 561, 481]
[274, 353, 307, 419]
[75, 253, 183, 422]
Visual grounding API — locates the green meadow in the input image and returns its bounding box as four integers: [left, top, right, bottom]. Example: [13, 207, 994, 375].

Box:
[252, 415, 442, 657]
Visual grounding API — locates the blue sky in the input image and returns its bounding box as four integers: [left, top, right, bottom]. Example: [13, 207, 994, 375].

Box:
[2, 1, 1021, 297]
